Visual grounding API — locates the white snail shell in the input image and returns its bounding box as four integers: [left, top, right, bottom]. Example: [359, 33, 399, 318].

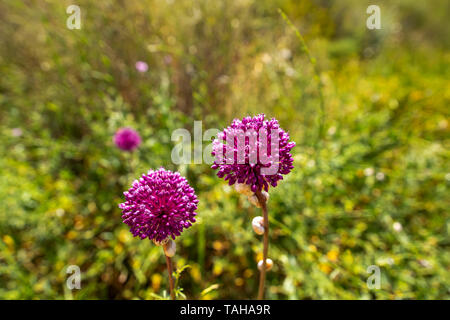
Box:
[235, 183, 254, 197]
[258, 258, 273, 271]
[252, 216, 265, 235]
[163, 239, 176, 257]
[248, 194, 262, 208]
[261, 191, 269, 202]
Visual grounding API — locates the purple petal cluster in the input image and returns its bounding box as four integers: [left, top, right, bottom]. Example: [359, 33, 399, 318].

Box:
[119, 168, 198, 242]
[135, 61, 148, 73]
[211, 114, 295, 192]
[114, 128, 141, 151]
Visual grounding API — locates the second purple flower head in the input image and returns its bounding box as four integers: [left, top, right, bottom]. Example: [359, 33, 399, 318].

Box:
[114, 127, 142, 152]
[211, 114, 295, 192]
[119, 168, 198, 243]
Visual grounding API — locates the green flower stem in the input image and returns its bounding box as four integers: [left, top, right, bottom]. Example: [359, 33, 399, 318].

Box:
[255, 190, 269, 300]
[164, 252, 176, 300]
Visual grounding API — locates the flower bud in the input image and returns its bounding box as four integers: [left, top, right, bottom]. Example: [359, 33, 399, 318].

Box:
[258, 258, 273, 271]
[248, 194, 261, 208]
[235, 183, 254, 196]
[163, 239, 176, 257]
[252, 216, 265, 235]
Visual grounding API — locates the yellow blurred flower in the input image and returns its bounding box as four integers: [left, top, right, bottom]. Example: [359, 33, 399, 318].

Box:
[119, 229, 131, 243]
[234, 277, 244, 286]
[151, 273, 162, 291]
[2, 235, 14, 248]
[213, 263, 223, 276]
[212, 240, 224, 251]
[114, 244, 123, 254]
[190, 264, 202, 282]
[244, 269, 254, 278]
[319, 263, 332, 274]
[256, 252, 264, 261]
[327, 249, 339, 262]
[66, 231, 77, 240]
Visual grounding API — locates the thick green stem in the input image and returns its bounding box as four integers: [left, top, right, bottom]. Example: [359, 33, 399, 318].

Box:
[255, 190, 269, 300]
[164, 252, 175, 300]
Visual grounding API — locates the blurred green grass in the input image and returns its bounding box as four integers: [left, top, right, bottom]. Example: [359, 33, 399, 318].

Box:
[0, 0, 449, 299]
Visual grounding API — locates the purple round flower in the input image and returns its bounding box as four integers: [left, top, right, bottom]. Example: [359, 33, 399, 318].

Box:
[119, 168, 198, 242]
[114, 128, 141, 151]
[211, 114, 295, 192]
[11, 128, 23, 137]
[135, 61, 148, 73]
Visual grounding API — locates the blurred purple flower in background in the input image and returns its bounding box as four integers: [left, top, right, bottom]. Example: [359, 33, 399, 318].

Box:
[114, 127, 141, 151]
[135, 61, 148, 73]
[163, 55, 173, 66]
[119, 168, 198, 242]
[211, 114, 295, 192]
[11, 128, 23, 137]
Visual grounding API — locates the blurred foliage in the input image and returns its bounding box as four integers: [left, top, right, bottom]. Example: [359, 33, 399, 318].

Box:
[0, 0, 449, 299]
